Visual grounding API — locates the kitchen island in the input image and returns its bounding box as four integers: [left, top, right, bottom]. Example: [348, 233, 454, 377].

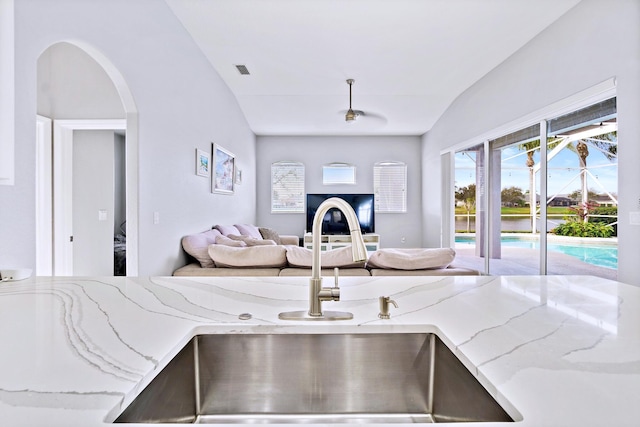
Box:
[0, 275, 638, 426]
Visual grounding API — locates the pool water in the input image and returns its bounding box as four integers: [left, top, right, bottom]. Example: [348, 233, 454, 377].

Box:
[455, 236, 618, 270]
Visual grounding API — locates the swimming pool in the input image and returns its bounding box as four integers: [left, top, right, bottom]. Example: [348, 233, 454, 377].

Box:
[455, 235, 618, 270]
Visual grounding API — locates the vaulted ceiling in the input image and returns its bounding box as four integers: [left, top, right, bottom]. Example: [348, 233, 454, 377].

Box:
[165, 0, 582, 136]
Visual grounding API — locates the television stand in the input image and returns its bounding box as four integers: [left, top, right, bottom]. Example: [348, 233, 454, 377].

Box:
[303, 233, 380, 252]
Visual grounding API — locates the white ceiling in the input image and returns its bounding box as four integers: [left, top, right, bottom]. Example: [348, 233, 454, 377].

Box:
[165, 0, 582, 136]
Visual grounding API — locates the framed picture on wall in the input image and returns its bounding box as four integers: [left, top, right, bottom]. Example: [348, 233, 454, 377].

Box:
[212, 143, 235, 194]
[196, 148, 210, 177]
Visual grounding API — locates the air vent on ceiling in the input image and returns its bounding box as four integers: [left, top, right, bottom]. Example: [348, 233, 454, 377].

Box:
[235, 64, 250, 75]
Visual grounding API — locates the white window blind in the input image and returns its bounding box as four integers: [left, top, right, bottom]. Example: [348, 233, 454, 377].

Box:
[374, 161, 407, 213]
[271, 161, 305, 213]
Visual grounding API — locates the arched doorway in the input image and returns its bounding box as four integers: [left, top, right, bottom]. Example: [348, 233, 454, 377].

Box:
[36, 41, 139, 276]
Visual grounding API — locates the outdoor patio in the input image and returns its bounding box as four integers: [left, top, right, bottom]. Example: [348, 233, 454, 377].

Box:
[453, 245, 617, 281]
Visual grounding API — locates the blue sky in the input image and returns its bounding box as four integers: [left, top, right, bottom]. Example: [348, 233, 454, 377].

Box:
[455, 144, 618, 196]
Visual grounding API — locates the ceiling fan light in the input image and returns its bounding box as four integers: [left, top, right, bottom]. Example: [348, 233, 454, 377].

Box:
[345, 108, 357, 122]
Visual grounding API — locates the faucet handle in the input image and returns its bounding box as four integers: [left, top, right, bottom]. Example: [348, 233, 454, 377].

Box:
[378, 296, 398, 319]
[318, 268, 341, 302]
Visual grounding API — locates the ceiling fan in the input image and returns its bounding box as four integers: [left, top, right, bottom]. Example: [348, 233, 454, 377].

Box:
[340, 79, 386, 125]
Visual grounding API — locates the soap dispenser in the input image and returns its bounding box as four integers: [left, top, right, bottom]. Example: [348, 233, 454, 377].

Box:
[378, 296, 398, 319]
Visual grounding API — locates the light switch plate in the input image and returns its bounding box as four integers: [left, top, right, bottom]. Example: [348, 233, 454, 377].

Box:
[630, 211, 640, 225]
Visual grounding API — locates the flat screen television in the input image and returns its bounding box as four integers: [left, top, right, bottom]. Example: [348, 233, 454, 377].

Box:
[306, 194, 375, 235]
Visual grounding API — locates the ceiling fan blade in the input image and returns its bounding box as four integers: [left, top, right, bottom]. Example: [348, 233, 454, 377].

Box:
[337, 109, 387, 124]
[337, 79, 387, 126]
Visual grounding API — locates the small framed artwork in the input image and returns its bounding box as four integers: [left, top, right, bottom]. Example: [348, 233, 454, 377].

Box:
[196, 149, 210, 177]
[235, 168, 242, 185]
[212, 143, 235, 194]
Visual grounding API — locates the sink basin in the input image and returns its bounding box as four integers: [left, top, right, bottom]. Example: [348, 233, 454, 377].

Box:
[114, 333, 515, 424]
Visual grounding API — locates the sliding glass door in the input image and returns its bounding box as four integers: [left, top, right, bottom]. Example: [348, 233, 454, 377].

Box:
[487, 125, 542, 275]
[545, 98, 617, 279]
[454, 144, 485, 271]
[453, 98, 617, 280]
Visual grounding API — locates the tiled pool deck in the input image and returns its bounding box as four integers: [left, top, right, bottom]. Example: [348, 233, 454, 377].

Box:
[453, 245, 617, 281]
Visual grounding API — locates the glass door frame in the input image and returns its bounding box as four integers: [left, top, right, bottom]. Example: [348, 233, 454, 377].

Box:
[445, 79, 616, 276]
[484, 122, 549, 276]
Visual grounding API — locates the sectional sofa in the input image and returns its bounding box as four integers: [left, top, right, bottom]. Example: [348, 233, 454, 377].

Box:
[173, 224, 480, 277]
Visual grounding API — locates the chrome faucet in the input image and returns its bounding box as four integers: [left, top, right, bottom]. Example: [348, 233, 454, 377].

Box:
[279, 197, 368, 320]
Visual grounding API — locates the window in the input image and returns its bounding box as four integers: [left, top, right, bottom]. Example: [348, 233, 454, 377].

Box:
[374, 161, 407, 213]
[322, 163, 356, 185]
[271, 161, 305, 213]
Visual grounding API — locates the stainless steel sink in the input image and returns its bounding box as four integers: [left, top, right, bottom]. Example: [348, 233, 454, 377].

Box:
[114, 333, 515, 424]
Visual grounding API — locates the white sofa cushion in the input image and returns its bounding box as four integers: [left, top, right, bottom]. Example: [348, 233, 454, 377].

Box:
[285, 245, 366, 269]
[208, 244, 287, 268]
[366, 248, 455, 270]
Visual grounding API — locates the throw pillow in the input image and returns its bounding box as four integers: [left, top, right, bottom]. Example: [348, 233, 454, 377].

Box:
[181, 229, 222, 268]
[228, 234, 276, 246]
[285, 245, 366, 269]
[234, 224, 263, 239]
[366, 248, 455, 270]
[208, 245, 287, 268]
[215, 235, 247, 247]
[258, 227, 282, 245]
[213, 224, 241, 236]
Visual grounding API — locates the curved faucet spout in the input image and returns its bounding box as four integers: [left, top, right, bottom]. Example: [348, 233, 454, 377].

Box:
[279, 197, 367, 320]
[305, 197, 367, 317]
[311, 197, 368, 282]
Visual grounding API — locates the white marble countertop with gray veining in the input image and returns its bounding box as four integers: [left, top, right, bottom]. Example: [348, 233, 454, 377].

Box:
[0, 275, 638, 426]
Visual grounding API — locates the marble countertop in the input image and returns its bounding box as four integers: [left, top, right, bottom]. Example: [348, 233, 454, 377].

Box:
[0, 274, 638, 426]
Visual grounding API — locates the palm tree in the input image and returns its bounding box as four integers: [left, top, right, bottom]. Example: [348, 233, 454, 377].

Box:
[566, 131, 617, 222]
[517, 138, 563, 233]
[517, 129, 616, 231]
[566, 131, 618, 222]
[575, 140, 590, 222]
[518, 141, 539, 234]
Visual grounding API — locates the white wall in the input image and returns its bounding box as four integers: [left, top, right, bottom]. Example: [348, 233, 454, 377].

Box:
[422, 0, 640, 285]
[256, 135, 423, 248]
[0, 0, 256, 275]
[0, 0, 15, 186]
